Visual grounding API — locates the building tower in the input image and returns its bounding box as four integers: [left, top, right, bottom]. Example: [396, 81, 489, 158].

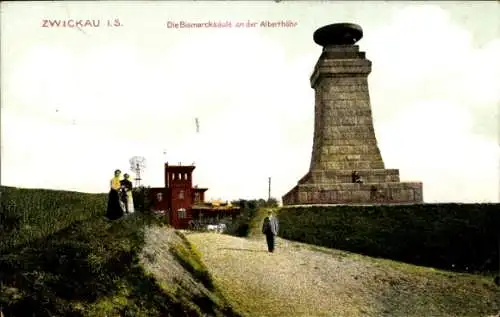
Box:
[165, 163, 195, 228]
[282, 23, 423, 205]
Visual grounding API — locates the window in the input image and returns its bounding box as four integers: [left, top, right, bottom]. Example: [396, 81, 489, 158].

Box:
[178, 173, 181, 180]
[194, 192, 200, 202]
[178, 208, 186, 219]
[178, 190, 185, 199]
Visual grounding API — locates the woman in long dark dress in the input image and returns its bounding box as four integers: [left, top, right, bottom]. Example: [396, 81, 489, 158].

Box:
[106, 169, 124, 220]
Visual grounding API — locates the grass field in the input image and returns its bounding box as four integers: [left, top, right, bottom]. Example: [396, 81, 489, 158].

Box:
[0, 186, 107, 252]
[189, 222, 500, 317]
[0, 186, 240, 317]
[1, 187, 498, 316]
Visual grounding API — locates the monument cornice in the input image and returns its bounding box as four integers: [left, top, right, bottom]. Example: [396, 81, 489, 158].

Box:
[310, 71, 370, 88]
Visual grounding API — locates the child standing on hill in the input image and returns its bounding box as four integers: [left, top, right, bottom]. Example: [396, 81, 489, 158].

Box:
[120, 173, 134, 214]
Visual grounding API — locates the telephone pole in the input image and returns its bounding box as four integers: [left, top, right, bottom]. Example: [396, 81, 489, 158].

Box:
[268, 177, 271, 201]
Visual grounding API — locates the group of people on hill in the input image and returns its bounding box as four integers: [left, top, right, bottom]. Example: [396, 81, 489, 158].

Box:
[106, 169, 135, 220]
[104, 168, 280, 251]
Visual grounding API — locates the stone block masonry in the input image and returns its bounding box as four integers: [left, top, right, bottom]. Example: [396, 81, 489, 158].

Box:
[282, 23, 423, 205]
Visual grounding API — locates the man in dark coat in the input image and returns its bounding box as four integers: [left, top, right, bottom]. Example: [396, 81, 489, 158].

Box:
[262, 210, 279, 253]
[352, 170, 363, 183]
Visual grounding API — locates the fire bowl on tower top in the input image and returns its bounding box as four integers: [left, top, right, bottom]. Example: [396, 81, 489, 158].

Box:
[313, 23, 363, 46]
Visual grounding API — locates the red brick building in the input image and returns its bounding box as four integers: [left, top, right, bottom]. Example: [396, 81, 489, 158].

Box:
[149, 163, 240, 229]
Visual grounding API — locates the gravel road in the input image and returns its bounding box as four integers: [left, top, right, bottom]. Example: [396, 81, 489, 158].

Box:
[186, 232, 500, 317]
[186, 232, 387, 317]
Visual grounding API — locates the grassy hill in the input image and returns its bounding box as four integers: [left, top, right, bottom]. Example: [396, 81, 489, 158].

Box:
[189, 225, 500, 317]
[0, 186, 241, 317]
[0, 186, 107, 252]
[1, 187, 499, 316]
[208, 206, 500, 316]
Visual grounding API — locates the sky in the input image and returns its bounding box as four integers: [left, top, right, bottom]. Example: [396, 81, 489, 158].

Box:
[1, 1, 499, 203]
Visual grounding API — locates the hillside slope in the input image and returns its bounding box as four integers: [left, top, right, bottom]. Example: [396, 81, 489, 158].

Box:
[0, 215, 242, 317]
[139, 226, 242, 317]
[187, 232, 500, 317]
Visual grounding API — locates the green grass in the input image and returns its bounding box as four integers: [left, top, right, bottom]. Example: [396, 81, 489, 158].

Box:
[0, 186, 242, 317]
[0, 213, 191, 316]
[241, 207, 499, 316]
[170, 231, 215, 290]
[0, 186, 107, 252]
[276, 204, 500, 273]
[3, 186, 497, 316]
[189, 233, 500, 317]
[370, 257, 499, 316]
[169, 231, 244, 317]
[297, 240, 499, 311]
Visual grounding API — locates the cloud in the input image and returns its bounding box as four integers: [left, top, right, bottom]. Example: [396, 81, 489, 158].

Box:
[368, 5, 500, 203]
[378, 100, 499, 203]
[1, 3, 499, 203]
[366, 5, 500, 129]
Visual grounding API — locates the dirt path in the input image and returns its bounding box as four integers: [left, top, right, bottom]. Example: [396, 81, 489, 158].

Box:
[187, 233, 383, 317]
[186, 232, 499, 317]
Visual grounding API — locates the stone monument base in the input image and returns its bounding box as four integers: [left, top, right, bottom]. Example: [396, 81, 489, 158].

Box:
[283, 169, 423, 205]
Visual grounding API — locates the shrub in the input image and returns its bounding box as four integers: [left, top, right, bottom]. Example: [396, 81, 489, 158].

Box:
[226, 200, 259, 237]
[132, 186, 153, 213]
[277, 204, 500, 273]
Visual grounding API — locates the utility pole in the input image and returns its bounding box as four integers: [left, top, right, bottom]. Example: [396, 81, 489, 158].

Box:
[268, 177, 271, 201]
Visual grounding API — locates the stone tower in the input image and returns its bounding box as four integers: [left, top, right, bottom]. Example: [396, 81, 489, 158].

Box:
[282, 23, 423, 205]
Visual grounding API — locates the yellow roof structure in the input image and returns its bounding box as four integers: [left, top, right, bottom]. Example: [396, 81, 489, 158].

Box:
[198, 199, 235, 209]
